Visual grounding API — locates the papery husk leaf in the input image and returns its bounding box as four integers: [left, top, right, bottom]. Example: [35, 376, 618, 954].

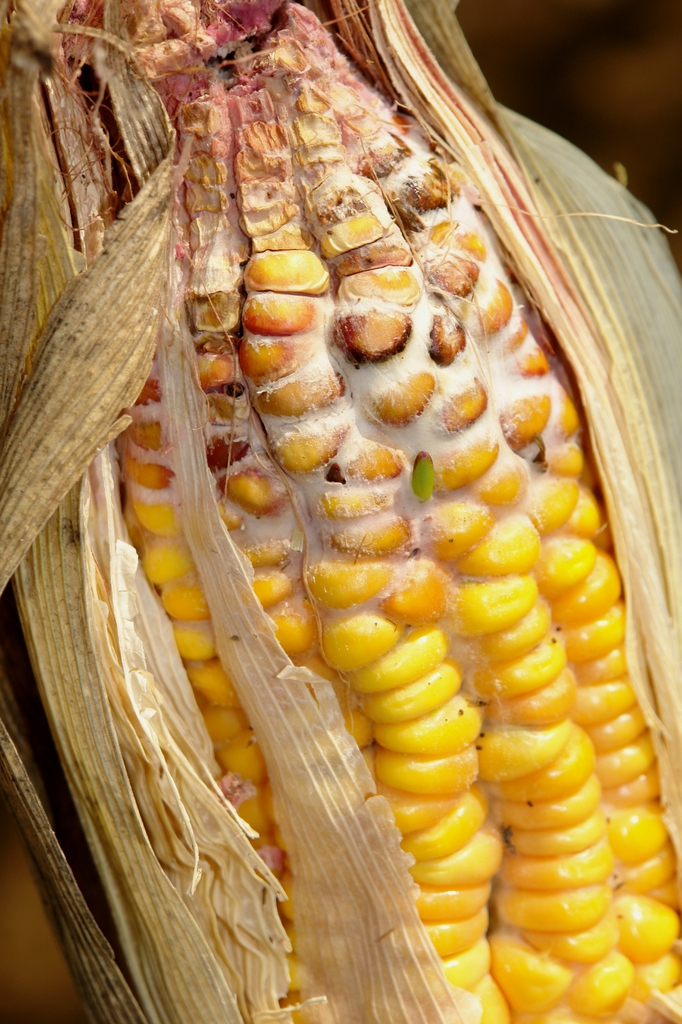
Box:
[156, 320, 481, 1024]
[14, 484, 248, 1024]
[85, 448, 290, 1022]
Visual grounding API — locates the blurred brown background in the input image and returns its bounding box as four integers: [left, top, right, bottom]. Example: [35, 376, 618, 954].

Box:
[1, 2, 681, 1022]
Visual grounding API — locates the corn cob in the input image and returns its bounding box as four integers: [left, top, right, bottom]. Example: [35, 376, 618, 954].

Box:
[109, 5, 682, 1022]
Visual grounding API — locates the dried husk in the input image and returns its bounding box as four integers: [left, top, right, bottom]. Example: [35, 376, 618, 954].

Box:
[3, 2, 682, 1024]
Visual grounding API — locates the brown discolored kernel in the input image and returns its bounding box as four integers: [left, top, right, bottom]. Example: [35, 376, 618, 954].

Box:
[254, 371, 345, 418]
[335, 234, 413, 277]
[392, 160, 449, 231]
[187, 292, 241, 334]
[226, 468, 288, 516]
[370, 372, 436, 426]
[243, 294, 317, 337]
[501, 394, 552, 451]
[206, 437, 250, 471]
[441, 379, 488, 433]
[429, 316, 466, 366]
[129, 421, 162, 451]
[239, 337, 303, 385]
[428, 256, 479, 298]
[346, 441, 404, 481]
[185, 155, 227, 186]
[481, 280, 514, 336]
[334, 311, 412, 364]
[135, 377, 161, 405]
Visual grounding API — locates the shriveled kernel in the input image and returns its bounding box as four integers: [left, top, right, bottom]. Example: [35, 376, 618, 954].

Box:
[457, 516, 541, 577]
[370, 372, 435, 426]
[428, 255, 479, 298]
[410, 828, 503, 887]
[490, 938, 573, 1014]
[429, 315, 466, 366]
[501, 394, 552, 451]
[568, 951, 634, 1016]
[528, 478, 580, 535]
[338, 267, 420, 306]
[374, 694, 482, 757]
[186, 659, 239, 706]
[563, 601, 626, 663]
[330, 517, 411, 557]
[133, 502, 180, 537]
[615, 894, 680, 963]
[203, 706, 248, 743]
[498, 725, 595, 802]
[523, 914, 619, 964]
[242, 294, 316, 336]
[252, 572, 294, 609]
[320, 214, 385, 257]
[226, 470, 287, 517]
[424, 909, 488, 957]
[124, 456, 173, 490]
[245, 251, 330, 295]
[380, 560, 449, 624]
[441, 379, 488, 433]
[351, 626, 449, 694]
[322, 615, 402, 671]
[534, 538, 598, 600]
[434, 440, 499, 491]
[442, 938, 491, 990]
[334, 233, 412, 276]
[141, 540, 194, 584]
[416, 883, 491, 922]
[474, 638, 568, 700]
[481, 280, 514, 334]
[334, 310, 411, 364]
[477, 719, 572, 782]
[431, 502, 494, 561]
[374, 743, 478, 795]
[552, 552, 622, 625]
[307, 561, 393, 610]
[161, 580, 211, 621]
[452, 575, 539, 637]
[217, 729, 267, 785]
[271, 608, 317, 655]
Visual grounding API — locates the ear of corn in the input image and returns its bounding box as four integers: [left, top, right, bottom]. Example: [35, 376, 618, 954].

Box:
[3, 2, 682, 1024]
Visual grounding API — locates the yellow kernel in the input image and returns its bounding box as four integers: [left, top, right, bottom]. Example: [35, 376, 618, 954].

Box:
[567, 489, 601, 539]
[245, 250, 330, 295]
[481, 279, 514, 335]
[416, 882, 491, 922]
[486, 666, 576, 726]
[490, 937, 573, 1014]
[586, 706, 646, 753]
[442, 937, 491, 990]
[502, 837, 613, 891]
[649, 879, 680, 910]
[621, 841, 676, 894]
[274, 431, 344, 473]
[161, 580, 210, 621]
[319, 490, 391, 520]
[217, 729, 267, 785]
[434, 440, 499, 492]
[377, 782, 461, 834]
[227, 470, 286, 517]
[511, 808, 607, 857]
[203, 706, 249, 743]
[498, 884, 612, 933]
[552, 553, 622, 625]
[330, 517, 412, 557]
[607, 804, 668, 865]
[320, 214, 385, 257]
[374, 694, 482, 756]
[362, 660, 462, 724]
[322, 614, 402, 670]
[343, 708, 373, 747]
[452, 575, 539, 636]
[528, 478, 580, 535]
[242, 293, 316, 336]
[401, 786, 487, 862]
[173, 623, 216, 660]
[559, 392, 581, 437]
[307, 561, 393, 610]
[563, 601, 626, 663]
[572, 678, 636, 727]
[350, 626, 448, 694]
[574, 646, 627, 686]
[595, 732, 655, 789]
[472, 975, 510, 1024]
[601, 764, 660, 808]
[252, 571, 294, 609]
[424, 909, 488, 957]
[630, 952, 681, 1003]
[475, 463, 527, 506]
[500, 774, 601, 832]
[474, 637, 567, 700]
[370, 371, 435, 426]
[141, 540, 195, 584]
[498, 724, 595, 802]
[477, 719, 572, 783]
[547, 444, 584, 478]
[431, 501, 495, 561]
[218, 504, 243, 531]
[501, 393, 552, 451]
[239, 790, 271, 835]
[568, 951, 634, 1016]
[339, 267, 420, 306]
[133, 501, 180, 537]
[457, 516, 541, 577]
[124, 455, 174, 490]
[477, 601, 552, 662]
[186, 658, 239, 706]
[380, 560, 449, 623]
[410, 828, 503, 887]
[534, 538, 597, 600]
[523, 914, 619, 964]
[242, 540, 290, 568]
[271, 608, 317, 656]
[615, 894, 680, 963]
[374, 743, 478, 795]
[280, 870, 294, 921]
